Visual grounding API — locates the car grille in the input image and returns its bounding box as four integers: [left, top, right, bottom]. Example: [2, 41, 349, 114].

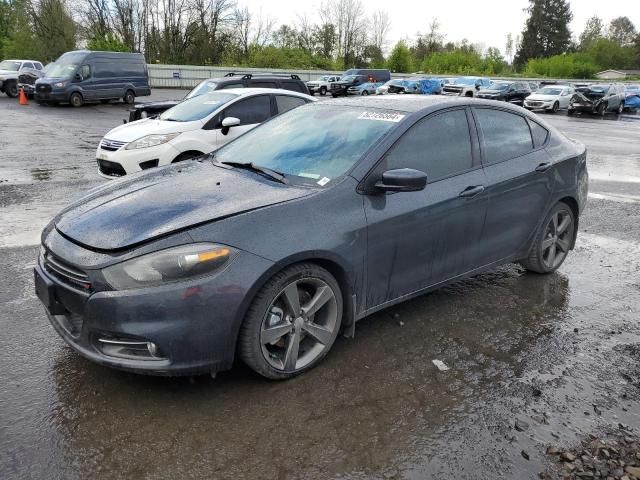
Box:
[527, 101, 544, 106]
[43, 251, 92, 292]
[36, 84, 51, 93]
[97, 159, 126, 177]
[100, 138, 127, 151]
[443, 86, 463, 95]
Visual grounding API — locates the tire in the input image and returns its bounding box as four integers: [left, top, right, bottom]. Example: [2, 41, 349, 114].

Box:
[331, 93, 338, 98]
[551, 101, 559, 113]
[172, 151, 202, 163]
[597, 103, 606, 117]
[361, 90, 369, 96]
[520, 201, 576, 274]
[616, 101, 624, 115]
[239, 263, 343, 380]
[69, 92, 83, 107]
[123, 90, 135, 104]
[5, 81, 18, 98]
[567, 109, 575, 116]
[320, 86, 327, 96]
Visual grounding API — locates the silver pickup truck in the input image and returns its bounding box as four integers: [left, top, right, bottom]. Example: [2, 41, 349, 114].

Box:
[306, 75, 341, 96]
[0, 59, 44, 97]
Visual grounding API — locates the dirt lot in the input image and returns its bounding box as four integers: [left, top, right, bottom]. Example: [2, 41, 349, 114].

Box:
[0, 91, 639, 480]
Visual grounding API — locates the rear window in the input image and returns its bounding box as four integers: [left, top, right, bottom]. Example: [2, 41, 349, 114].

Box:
[475, 108, 533, 163]
[280, 81, 306, 93]
[250, 81, 277, 88]
[528, 120, 549, 148]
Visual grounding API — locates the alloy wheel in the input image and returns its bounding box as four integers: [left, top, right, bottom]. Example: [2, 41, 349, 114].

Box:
[260, 277, 339, 372]
[541, 209, 574, 270]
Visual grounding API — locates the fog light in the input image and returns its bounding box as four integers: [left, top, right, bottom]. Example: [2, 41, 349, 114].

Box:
[147, 342, 159, 357]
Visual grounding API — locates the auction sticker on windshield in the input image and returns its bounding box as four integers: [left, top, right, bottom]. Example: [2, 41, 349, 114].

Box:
[358, 111, 405, 122]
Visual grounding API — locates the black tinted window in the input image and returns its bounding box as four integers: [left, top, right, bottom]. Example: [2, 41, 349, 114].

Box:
[475, 109, 533, 163]
[23, 62, 34, 69]
[275, 95, 306, 114]
[120, 63, 145, 76]
[81, 64, 91, 79]
[385, 109, 473, 182]
[220, 82, 243, 89]
[35, 63, 42, 70]
[251, 81, 277, 88]
[528, 120, 548, 148]
[223, 95, 271, 125]
[280, 81, 305, 92]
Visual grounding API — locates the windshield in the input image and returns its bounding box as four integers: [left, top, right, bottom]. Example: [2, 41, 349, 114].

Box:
[160, 92, 237, 122]
[340, 75, 357, 82]
[317, 76, 329, 81]
[186, 80, 218, 100]
[215, 105, 400, 184]
[45, 62, 78, 78]
[488, 83, 510, 91]
[539, 87, 563, 95]
[0, 60, 21, 71]
[588, 85, 609, 93]
[454, 77, 478, 85]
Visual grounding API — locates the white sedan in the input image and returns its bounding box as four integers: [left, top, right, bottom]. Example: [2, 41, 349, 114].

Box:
[524, 86, 574, 113]
[96, 88, 315, 178]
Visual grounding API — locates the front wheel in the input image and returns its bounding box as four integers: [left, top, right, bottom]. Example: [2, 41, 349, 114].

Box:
[567, 109, 575, 116]
[521, 202, 575, 274]
[551, 101, 559, 113]
[361, 90, 369, 96]
[124, 90, 135, 104]
[320, 86, 327, 96]
[69, 92, 83, 107]
[5, 81, 18, 98]
[238, 263, 343, 380]
[597, 103, 606, 117]
[616, 101, 624, 115]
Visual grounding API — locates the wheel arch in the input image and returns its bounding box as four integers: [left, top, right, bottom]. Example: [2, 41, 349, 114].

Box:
[172, 149, 205, 163]
[557, 196, 580, 250]
[230, 252, 356, 361]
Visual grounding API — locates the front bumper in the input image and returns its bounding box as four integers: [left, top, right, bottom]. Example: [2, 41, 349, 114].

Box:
[95, 142, 181, 177]
[35, 246, 273, 376]
[35, 90, 68, 102]
[524, 100, 554, 110]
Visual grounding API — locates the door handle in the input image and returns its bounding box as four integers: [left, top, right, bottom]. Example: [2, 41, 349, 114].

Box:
[459, 185, 485, 198]
[535, 162, 552, 172]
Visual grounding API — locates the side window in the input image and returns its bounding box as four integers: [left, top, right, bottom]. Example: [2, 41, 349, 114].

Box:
[81, 64, 91, 79]
[275, 95, 306, 114]
[475, 108, 533, 163]
[384, 109, 473, 182]
[219, 82, 243, 89]
[528, 120, 549, 148]
[280, 81, 305, 93]
[250, 81, 277, 88]
[223, 95, 271, 125]
[35, 62, 43, 70]
[22, 62, 34, 70]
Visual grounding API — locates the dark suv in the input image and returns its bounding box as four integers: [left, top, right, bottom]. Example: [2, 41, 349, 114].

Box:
[477, 81, 532, 105]
[568, 84, 626, 116]
[128, 73, 309, 121]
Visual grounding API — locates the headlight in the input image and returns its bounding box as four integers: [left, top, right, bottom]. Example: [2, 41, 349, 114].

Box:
[103, 243, 236, 290]
[53, 81, 67, 88]
[125, 133, 180, 150]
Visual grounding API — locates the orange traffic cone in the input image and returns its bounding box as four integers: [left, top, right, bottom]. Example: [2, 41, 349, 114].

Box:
[19, 86, 28, 105]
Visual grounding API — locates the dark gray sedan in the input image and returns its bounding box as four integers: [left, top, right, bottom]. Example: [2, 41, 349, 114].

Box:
[34, 96, 588, 379]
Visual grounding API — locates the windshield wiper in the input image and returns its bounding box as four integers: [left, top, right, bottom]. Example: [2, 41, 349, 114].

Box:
[219, 161, 288, 184]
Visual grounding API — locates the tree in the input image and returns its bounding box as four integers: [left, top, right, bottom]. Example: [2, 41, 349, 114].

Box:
[514, 0, 573, 68]
[579, 15, 604, 48]
[505, 33, 514, 65]
[88, 32, 130, 52]
[607, 16, 637, 47]
[32, 0, 77, 61]
[370, 10, 390, 51]
[386, 40, 412, 73]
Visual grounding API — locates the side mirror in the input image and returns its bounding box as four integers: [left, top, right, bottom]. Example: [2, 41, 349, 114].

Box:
[375, 168, 427, 193]
[74, 73, 83, 81]
[220, 116, 240, 135]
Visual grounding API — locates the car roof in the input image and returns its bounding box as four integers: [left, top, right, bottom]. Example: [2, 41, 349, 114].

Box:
[5, 59, 40, 63]
[321, 95, 524, 113]
[209, 87, 315, 100]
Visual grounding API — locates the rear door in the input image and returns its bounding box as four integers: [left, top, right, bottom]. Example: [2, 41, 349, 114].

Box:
[213, 94, 273, 147]
[364, 108, 488, 307]
[473, 107, 553, 264]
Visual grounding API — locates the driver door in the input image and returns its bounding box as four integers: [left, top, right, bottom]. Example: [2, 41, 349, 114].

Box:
[363, 108, 488, 308]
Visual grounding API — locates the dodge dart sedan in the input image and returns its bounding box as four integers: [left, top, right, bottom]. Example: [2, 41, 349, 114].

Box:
[35, 96, 588, 379]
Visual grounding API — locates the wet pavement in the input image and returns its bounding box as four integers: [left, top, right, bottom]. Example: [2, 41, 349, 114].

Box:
[1, 92, 639, 479]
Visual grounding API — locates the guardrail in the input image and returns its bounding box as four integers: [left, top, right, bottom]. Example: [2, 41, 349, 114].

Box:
[146, 64, 595, 89]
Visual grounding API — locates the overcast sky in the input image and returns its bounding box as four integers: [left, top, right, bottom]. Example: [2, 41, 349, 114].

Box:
[240, 0, 638, 54]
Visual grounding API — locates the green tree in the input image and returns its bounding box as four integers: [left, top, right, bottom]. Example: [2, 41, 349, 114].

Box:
[515, 0, 573, 68]
[579, 15, 604, 49]
[483, 47, 507, 74]
[2, 0, 40, 60]
[607, 16, 637, 47]
[525, 53, 598, 78]
[88, 33, 131, 53]
[386, 40, 412, 73]
[583, 38, 635, 70]
[32, 0, 76, 61]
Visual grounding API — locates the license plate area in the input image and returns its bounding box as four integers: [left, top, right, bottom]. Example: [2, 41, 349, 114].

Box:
[34, 268, 66, 315]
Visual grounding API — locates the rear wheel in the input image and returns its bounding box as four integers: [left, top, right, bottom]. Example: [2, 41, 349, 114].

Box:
[567, 109, 575, 116]
[616, 101, 624, 115]
[239, 263, 343, 380]
[69, 92, 83, 107]
[521, 202, 575, 274]
[124, 89, 135, 104]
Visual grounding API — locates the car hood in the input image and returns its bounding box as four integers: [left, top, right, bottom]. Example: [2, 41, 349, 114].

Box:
[54, 160, 314, 251]
[0, 69, 18, 77]
[527, 93, 560, 101]
[103, 118, 202, 142]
